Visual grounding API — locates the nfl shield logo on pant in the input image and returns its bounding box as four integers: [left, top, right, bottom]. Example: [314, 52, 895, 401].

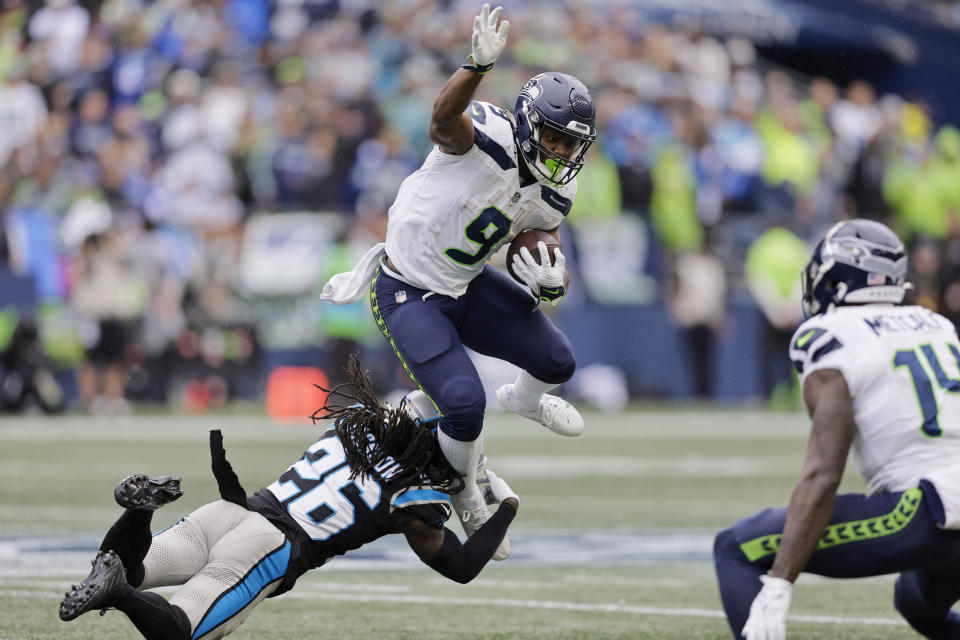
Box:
[395, 290, 407, 304]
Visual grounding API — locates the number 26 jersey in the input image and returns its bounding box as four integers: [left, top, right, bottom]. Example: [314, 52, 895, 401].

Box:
[246, 429, 453, 579]
[384, 100, 577, 298]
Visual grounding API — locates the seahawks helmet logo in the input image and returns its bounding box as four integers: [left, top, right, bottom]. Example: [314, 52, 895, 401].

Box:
[520, 77, 543, 101]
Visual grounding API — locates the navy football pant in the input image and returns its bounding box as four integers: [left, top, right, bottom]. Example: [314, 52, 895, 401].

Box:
[370, 263, 576, 441]
[714, 483, 960, 639]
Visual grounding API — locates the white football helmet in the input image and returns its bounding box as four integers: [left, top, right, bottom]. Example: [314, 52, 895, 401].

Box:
[400, 390, 440, 424]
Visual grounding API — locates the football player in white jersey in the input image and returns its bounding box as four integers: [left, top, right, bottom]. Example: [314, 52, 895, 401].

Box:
[322, 4, 597, 560]
[714, 219, 960, 639]
[58, 356, 519, 640]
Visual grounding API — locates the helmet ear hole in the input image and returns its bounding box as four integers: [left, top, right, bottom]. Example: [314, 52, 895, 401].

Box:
[825, 278, 843, 298]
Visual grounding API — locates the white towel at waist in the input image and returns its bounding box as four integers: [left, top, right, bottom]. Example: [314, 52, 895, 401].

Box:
[320, 243, 386, 306]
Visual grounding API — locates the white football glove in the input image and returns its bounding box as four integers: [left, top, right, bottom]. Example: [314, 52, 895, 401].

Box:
[484, 470, 518, 505]
[471, 4, 510, 70]
[742, 575, 792, 640]
[511, 241, 566, 305]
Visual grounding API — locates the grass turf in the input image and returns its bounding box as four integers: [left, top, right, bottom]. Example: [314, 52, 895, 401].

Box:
[0, 408, 921, 639]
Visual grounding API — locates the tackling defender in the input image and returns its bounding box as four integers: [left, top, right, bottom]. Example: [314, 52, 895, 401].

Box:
[714, 219, 960, 639]
[322, 3, 597, 560]
[59, 356, 518, 640]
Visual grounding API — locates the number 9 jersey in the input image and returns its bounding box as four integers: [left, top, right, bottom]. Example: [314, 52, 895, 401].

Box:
[790, 304, 960, 504]
[385, 100, 577, 298]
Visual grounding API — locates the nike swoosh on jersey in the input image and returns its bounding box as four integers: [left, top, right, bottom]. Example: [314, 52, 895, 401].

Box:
[796, 329, 817, 348]
[471, 104, 482, 116]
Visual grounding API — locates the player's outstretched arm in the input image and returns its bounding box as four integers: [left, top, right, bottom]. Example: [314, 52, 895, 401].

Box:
[401, 500, 517, 584]
[401, 471, 518, 583]
[429, 4, 509, 155]
[770, 368, 855, 582]
[742, 368, 855, 639]
[429, 69, 482, 155]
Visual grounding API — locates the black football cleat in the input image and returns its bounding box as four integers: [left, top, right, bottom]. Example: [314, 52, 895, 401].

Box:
[114, 474, 183, 511]
[59, 550, 126, 621]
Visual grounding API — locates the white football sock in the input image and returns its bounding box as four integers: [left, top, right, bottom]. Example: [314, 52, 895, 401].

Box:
[511, 371, 559, 410]
[438, 430, 484, 508]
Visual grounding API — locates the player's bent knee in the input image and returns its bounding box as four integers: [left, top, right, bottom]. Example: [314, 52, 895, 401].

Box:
[530, 339, 576, 385]
[131, 592, 192, 640]
[440, 378, 485, 416]
[894, 574, 936, 630]
[437, 378, 485, 441]
[440, 413, 484, 441]
[165, 601, 193, 640]
[890, 573, 960, 639]
[551, 341, 576, 381]
[713, 527, 739, 565]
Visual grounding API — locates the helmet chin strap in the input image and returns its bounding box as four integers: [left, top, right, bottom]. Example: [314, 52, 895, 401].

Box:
[510, 109, 542, 186]
[515, 149, 538, 187]
[505, 108, 518, 130]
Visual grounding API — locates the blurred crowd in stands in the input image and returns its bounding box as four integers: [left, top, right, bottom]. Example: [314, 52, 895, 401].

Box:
[1, 0, 959, 413]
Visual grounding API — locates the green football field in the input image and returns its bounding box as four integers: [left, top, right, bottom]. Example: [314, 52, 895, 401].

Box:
[0, 408, 920, 639]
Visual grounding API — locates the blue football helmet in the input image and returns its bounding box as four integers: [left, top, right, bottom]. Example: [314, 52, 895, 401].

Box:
[801, 219, 909, 318]
[512, 72, 597, 187]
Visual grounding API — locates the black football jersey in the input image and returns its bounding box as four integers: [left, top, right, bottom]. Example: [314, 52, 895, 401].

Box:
[247, 428, 453, 587]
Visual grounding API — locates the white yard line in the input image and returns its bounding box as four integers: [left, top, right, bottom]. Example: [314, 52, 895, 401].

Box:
[282, 591, 906, 627]
[0, 588, 906, 628]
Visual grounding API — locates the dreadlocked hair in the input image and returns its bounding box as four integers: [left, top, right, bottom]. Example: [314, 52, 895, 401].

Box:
[311, 354, 464, 494]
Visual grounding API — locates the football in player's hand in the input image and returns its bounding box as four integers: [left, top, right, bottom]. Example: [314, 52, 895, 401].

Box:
[506, 229, 560, 283]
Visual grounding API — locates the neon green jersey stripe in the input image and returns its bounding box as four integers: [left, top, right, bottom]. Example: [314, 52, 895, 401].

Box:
[369, 266, 441, 413]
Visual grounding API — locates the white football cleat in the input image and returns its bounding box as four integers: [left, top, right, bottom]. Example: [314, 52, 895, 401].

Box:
[496, 384, 584, 437]
[453, 496, 510, 560]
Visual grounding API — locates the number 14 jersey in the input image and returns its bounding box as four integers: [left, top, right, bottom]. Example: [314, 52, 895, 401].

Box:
[789, 304, 960, 495]
[384, 100, 577, 298]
